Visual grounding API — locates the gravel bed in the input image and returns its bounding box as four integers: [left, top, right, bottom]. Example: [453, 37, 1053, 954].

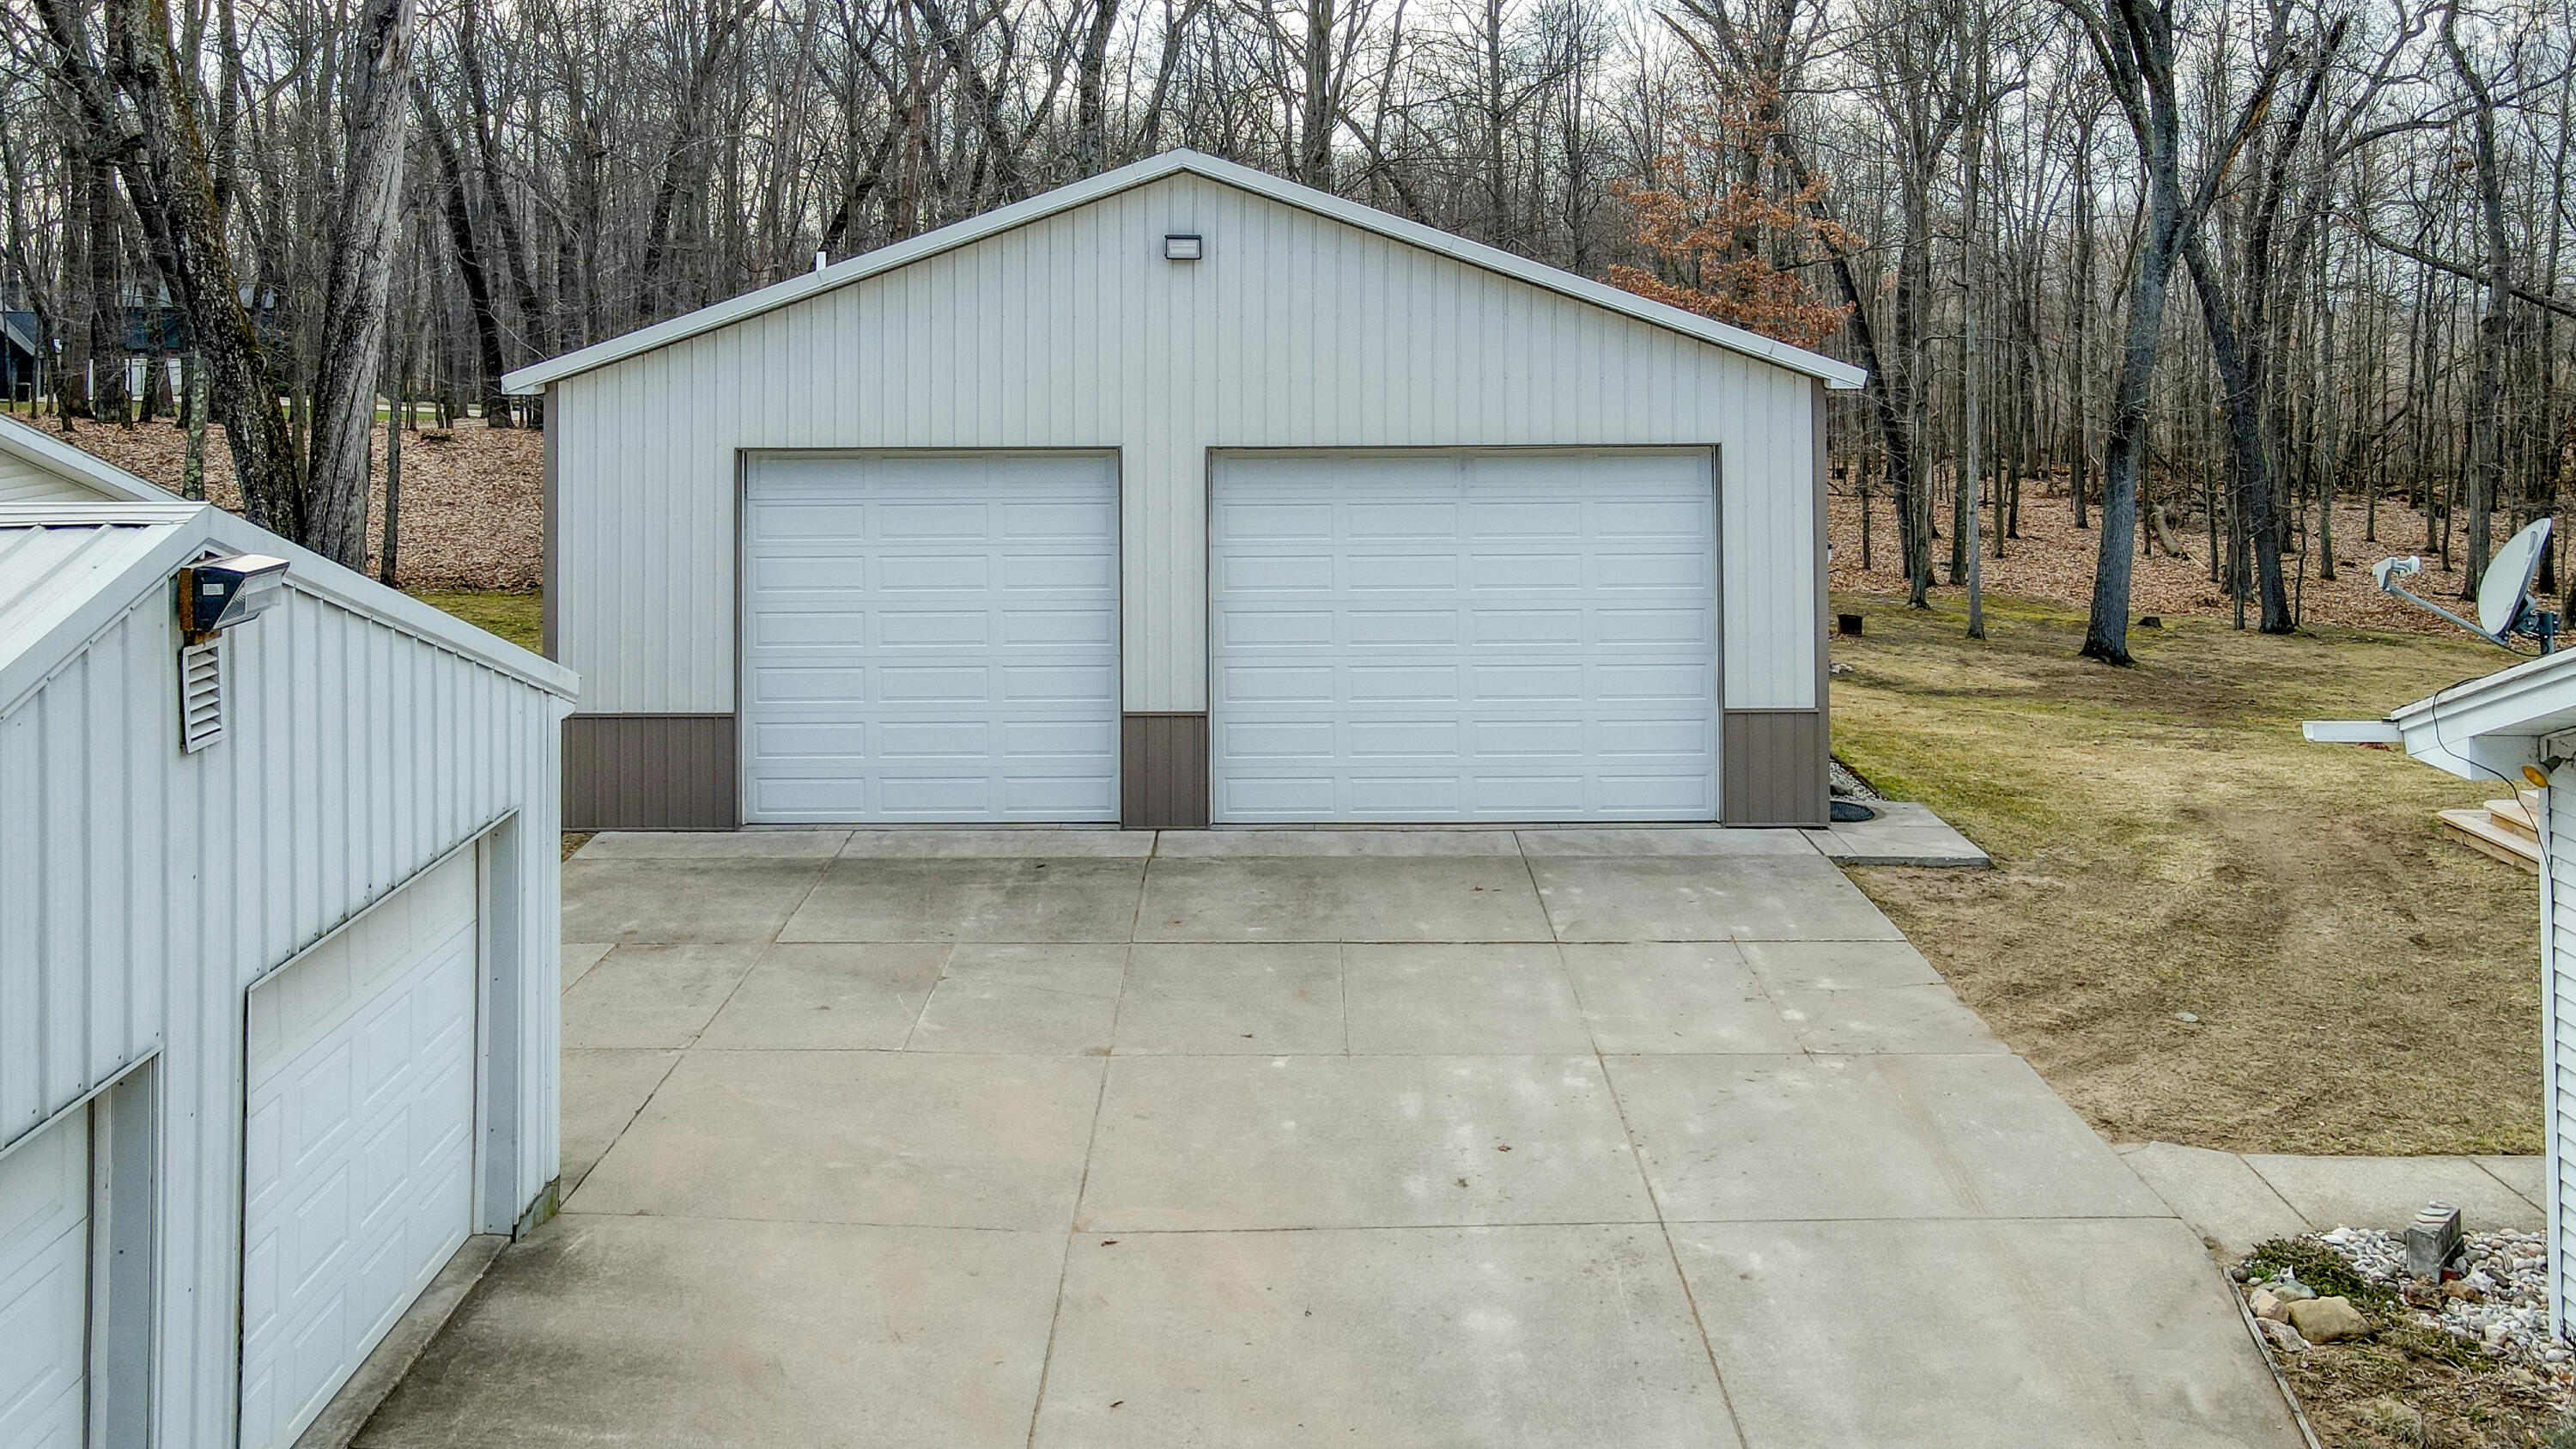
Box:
[1828, 757, 1881, 800]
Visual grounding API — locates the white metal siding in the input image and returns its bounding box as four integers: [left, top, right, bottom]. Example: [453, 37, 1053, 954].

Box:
[1209, 449, 1716, 821]
[0, 1111, 87, 1449]
[0, 556, 562, 1449]
[2545, 774, 2573, 1338]
[238, 852, 477, 1449]
[740, 453, 1120, 822]
[0, 456, 102, 505]
[552, 172, 1819, 717]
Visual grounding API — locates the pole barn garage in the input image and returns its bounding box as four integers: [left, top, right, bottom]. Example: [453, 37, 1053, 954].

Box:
[0, 421, 574, 1448]
[513, 149, 1866, 832]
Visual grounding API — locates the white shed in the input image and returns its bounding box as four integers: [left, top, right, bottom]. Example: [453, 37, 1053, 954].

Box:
[0, 434, 575, 1447]
[2309, 653, 2576, 1337]
[509, 149, 1866, 831]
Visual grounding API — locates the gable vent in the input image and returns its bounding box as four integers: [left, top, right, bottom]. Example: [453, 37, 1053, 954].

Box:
[179, 638, 224, 752]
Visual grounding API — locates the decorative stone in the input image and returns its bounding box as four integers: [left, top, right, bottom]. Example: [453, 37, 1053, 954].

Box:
[2249, 1288, 2291, 1322]
[2286, 1296, 2369, 1344]
[2257, 1318, 2308, 1353]
[2268, 1278, 2318, 1303]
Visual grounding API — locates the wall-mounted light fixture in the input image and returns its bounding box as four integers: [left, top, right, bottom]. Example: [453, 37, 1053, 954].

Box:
[1164, 234, 1204, 261]
[176, 554, 289, 641]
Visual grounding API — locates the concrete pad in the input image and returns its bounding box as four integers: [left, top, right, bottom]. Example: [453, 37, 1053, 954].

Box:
[354, 1215, 1063, 1449]
[1670, 1217, 2303, 1448]
[2117, 1142, 2309, 1253]
[1511, 826, 1814, 857]
[2245, 1154, 2544, 1233]
[569, 1050, 1104, 1230]
[1114, 944, 1346, 1054]
[837, 829, 1157, 857]
[2477, 1155, 2549, 1212]
[1801, 801, 1993, 868]
[560, 941, 614, 991]
[1135, 857, 1553, 943]
[780, 857, 1145, 943]
[694, 942, 947, 1050]
[1609, 1053, 2165, 1221]
[1557, 942, 1799, 1054]
[1340, 944, 1590, 1054]
[1151, 830, 1524, 856]
[1736, 938, 1941, 990]
[1033, 1225, 1739, 1449]
[558, 1049, 681, 1196]
[559, 944, 762, 1049]
[908, 944, 1128, 1056]
[305, 1233, 506, 1449]
[1079, 1056, 1651, 1230]
[575, 830, 850, 860]
[1526, 855, 1905, 942]
[1767, 984, 2008, 1054]
[561, 858, 827, 944]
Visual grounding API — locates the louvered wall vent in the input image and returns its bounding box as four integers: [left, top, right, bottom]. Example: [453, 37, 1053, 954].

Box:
[179, 639, 224, 752]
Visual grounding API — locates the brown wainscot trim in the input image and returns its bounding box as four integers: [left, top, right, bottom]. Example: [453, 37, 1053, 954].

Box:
[1122, 713, 1210, 830]
[1722, 709, 1830, 827]
[564, 714, 738, 831]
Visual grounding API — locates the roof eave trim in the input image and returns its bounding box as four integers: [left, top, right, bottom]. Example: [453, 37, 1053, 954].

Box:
[0, 415, 182, 502]
[504, 149, 1870, 394]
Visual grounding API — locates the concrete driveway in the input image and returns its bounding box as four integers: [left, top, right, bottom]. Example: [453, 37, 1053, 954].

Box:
[359, 828, 2300, 1448]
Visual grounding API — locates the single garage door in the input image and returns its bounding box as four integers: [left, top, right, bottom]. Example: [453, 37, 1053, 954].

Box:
[238, 850, 477, 1449]
[740, 452, 1121, 823]
[0, 1111, 88, 1448]
[1211, 449, 1718, 822]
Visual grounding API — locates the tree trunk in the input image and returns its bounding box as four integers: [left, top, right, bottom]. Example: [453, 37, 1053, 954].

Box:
[413, 78, 511, 428]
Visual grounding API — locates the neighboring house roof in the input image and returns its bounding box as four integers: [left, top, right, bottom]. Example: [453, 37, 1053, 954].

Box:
[504, 149, 1871, 395]
[2306, 644, 2576, 781]
[0, 413, 181, 502]
[0, 500, 578, 715]
[1, 312, 35, 357]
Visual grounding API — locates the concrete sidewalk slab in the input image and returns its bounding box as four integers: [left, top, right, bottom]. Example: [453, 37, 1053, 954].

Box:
[576, 830, 851, 860]
[2241, 1154, 2544, 1233]
[2477, 1154, 2549, 1212]
[559, 944, 762, 1049]
[908, 944, 1128, 1055]
[1077, 1055, 1649, 1231]
[1612, 1053, 2166, 1221]
[1134, 856, 1553, 942]
[1112, 943, 1345, 1054]
[781, 856, 1146, 942]
[835, 828, 1156, 857]
[1558, 941, 1801, 1054]
[2115, 1142, 2310, 1253]
[1035, 1225, 1743, 1449]
[1527, 854, 1905, 941]
[693, 941, 946, 1050]
[1768, 983, 2008, 1055]
[561, 858, 827, 944]
[569, 1049, 1103, 1229]
[1672, 1216, 2293, 1448]
[1736, 938, 1942, 990]
[1802, 801, 1992, 868]
[556, 1049, 681, 1197]
[1339, 943, 1591, 1053]
[354, 1215, 1064, 1449]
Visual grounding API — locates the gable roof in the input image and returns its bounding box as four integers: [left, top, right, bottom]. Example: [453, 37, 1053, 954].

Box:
[0, 413, 183, 502]
[0, 501, 577, 715]
[504, 149, 1869, 395]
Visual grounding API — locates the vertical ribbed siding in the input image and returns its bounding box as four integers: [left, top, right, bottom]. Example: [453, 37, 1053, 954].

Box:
[2546, 772, 2574, 1338]
[552, 172, 1822, 720]
[0, 574, 562, 1448]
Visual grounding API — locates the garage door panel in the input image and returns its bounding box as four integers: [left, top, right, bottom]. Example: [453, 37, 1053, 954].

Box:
[743, 453, 1119, 824]
[1212, 450, 1716, 823]
[0, 1111, 87, 1449]
[240, 851, 477, 1449]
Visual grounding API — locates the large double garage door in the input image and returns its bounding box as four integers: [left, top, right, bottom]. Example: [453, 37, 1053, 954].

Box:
[738, 448, 1718, 824]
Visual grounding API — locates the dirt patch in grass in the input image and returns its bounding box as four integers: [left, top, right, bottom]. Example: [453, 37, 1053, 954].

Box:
[1832, 590, 2542, 1155]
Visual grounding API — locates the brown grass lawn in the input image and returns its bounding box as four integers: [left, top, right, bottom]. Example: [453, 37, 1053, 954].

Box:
[1833, 589, 2544, 1156]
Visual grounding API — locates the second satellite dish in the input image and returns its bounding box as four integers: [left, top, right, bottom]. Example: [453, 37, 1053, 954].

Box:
[2373, 515, 2561, 653]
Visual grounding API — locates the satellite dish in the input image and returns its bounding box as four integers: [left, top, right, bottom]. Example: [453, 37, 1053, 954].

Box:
[2372, 515, 2562, 653]
[2479, 517, 2553, 637]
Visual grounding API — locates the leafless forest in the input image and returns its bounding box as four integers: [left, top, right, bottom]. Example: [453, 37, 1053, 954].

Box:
[2, 0, 2571, 655]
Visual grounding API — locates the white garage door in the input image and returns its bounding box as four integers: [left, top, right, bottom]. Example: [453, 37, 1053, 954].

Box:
[1211, 449, 1718, 822]
[239, 850, 477, 1449]
[741, 452, 1121, 823]
[0, 1111, 87, 1449]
